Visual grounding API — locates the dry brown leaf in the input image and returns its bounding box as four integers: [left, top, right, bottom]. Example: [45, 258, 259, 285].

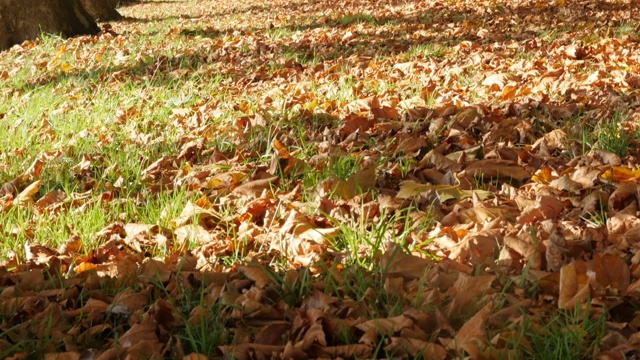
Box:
[548, 173, 582, 193]
[325, 161, 376, 199]
[608, 184, 639, 214]
[482, 73, 515, 90]
[356, 315, 413, 337]
[449, 274, 495, 319]
[254, 322, 290, 346]
[35, 189, 66, 210]
[452, 301, 493, 359]
[239, 265, 272, 288]
[183, 354, 208, 360]
[338, 113, 374, 138]
[320, 344, 374, 358]
[592, 253, 629, 297]
[16, 180, 42, 203]
[45, 353, 81, 360]
[459, 206, 519, 223]
[381, 243, 432, 280]
[119, 319, 159, 348]
[558, 260, 592, 310]
[462, 159, 530, 184]
[219, 343, 285, 360]
[58, 233, 82, 255]
[139, 258, 172, 283]
[233, 176, 279, 197]
[518, 196, 564, 225]
[170, 201, 220, 228]
[0, 175, 27, 197]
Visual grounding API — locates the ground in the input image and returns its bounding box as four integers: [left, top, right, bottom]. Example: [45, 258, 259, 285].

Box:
[0, 0, 639, 358]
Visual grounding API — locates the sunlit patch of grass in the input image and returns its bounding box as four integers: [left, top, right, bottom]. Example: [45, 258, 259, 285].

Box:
[299, 153, 356, 195]
[521, 303, 606, 359]
[265, 26, 295, 40]
[406, 42, 447, 59]
[337, 13, 376, 26]
[514, 50, 534, 61]
[456, 66, 481, 88]
[540, 29, 559, 42]
[320, 74, 358, 105]
[614, 20, 637, 38]
[595, 110, 633, 157]
[562, 110, 640, 158]
[1, 201, 110, 259]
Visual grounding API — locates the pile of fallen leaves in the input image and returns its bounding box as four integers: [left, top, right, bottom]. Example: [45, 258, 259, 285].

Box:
[2, 0, 640, 358]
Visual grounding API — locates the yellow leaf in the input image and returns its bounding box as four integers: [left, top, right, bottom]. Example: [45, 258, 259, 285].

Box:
[601, 166, 640, 183]
[204, 172, 246, 189]
[531, 166, 554, 184]
[304, 100, 318, 111]
[74, 262, 97, 273]
[55, 45, 66, 56]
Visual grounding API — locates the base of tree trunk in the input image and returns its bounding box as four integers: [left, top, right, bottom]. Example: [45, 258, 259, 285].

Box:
[0, 0, 100, 51]
[80, 0, 123, 21]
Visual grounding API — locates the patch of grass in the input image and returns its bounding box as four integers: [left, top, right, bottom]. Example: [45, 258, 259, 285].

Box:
[558, 112, 593, 158]
[0, 0, 638, 357]
[328, 154, 363, 181]
[456, 66, 481, 88]
[522, 303, 606, 359]
[514, 50, 534, 61]
[595, 110, 634, 157]
[273, 267, 313, 308]
[406, 42, 447, 59]
[314, 78, 354, 109]
[581, 207, 607, 228]
[540, 29, 560, 42]
[176, 296, 230, 356]
[1, 200, 110, 260]
[337, 13, 376, 26]
[614, 20, 637, 38]
[265, 26, 295, 40]
[327, 207, 419, 268]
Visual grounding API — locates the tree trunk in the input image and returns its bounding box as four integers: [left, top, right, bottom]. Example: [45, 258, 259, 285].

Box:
[80, 0, 123, 21]
[0, 0, 100, 51]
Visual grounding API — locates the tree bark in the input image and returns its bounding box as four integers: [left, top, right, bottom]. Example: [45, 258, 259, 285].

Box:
[80, 0, 123, 21]
[0, 0, 100, 51]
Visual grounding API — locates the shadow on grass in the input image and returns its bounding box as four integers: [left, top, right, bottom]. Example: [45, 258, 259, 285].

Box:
[117, 0, 186, 7]
[118, 14, 203, 23]
[14, 0, 638, 103]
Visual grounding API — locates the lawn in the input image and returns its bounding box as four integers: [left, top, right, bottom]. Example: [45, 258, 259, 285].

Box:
[0, 0, 639, 358]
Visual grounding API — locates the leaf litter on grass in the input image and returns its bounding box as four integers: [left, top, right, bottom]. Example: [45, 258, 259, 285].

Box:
[1, 0, 640, 358]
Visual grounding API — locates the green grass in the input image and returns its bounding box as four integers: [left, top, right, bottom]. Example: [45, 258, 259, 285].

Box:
[0, 0, 638, 357]
[406, 42, 447, 59]
[594, 110, 635, 157]
[558, 109, 640, 159]
[614, 20, 637, 38]
[523, 303, 606, 359]
[337, 13, 376, 26]
[265, 26, 295, 40]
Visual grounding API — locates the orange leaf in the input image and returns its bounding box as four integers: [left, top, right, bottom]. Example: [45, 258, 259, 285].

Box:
[74, 262, 97, 273]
